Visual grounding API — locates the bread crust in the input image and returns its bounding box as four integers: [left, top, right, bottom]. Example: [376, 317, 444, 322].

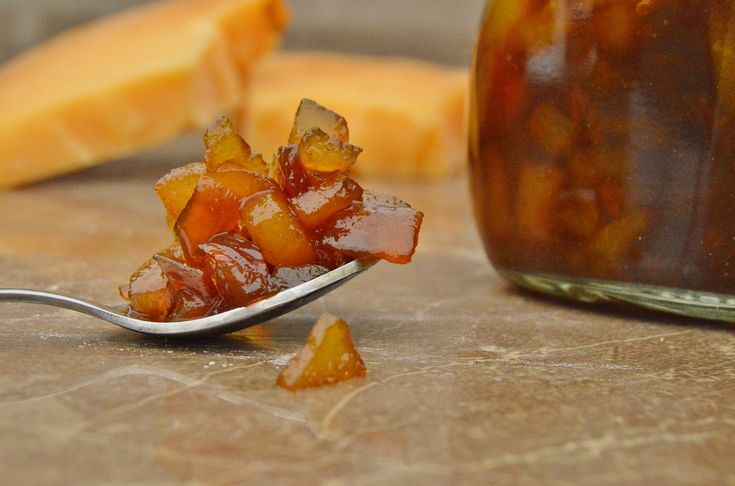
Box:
[0, 0, 288, 188]
[237, 51, 467, 180]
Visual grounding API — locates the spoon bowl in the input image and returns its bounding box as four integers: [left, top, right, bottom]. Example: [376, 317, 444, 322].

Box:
[0, 259, 377, 337]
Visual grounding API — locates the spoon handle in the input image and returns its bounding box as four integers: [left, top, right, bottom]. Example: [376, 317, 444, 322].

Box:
[0, 288, 120, 321]
[0, 258, 378, 337]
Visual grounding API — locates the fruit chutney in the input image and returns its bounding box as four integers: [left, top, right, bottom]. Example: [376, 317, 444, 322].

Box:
[469, 0, 735, 320]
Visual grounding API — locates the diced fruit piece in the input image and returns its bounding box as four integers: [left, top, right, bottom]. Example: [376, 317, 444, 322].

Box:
[289, 98, 349, 144]
[126, 259, 173, 322]
[154, 252, 216, 302]
[174, 176, 243, 262]
[515, 163, 565, 243]
[272, 264, 329, 289]
[154, 249, 220, 319]
[573, 211, 651, 276]
[319, 191, 423, 264]
[313, 238, 349, 270]
[299, 128, 362, 173]
[170, 290, 219, 321]
[555, 189, 601, 239]
[154, 162, 206, 227]
[595, 2, 640, 58]
[528, 103, 574, 158]
[277, 313, 366, 391]
[244, 152, 270, 175]
[209, 165, 275, 199]
[200, 233, 277, 308]
[290, 175, 363, 230]
[204, 117, 252, 171]
[128, 246, 219, 321]
[213, 155, 269, 176]
[174, 171, 273, 261]
[241, 189, 316, 266]
[276, 144, 309, 197]
[585, 211, 650, 260]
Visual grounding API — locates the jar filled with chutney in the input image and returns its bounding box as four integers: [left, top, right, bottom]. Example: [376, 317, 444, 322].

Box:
[469, 0, 735, 320]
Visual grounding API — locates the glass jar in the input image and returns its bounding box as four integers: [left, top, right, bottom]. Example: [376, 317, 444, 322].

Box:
[469, 0, 735, 321]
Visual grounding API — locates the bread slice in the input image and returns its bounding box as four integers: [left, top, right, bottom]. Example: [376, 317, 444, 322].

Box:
[237, 51, 467, 180]
[0, 0, 288, 189]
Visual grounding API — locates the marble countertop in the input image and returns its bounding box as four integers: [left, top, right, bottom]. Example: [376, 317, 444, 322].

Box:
[1, 159, 734, 485]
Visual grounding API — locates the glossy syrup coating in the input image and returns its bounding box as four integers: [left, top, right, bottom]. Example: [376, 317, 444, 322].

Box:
[123, 259, 172, 321]
[240, 189, 317, 267]
[200, 233, 278, 309]
[174, 169, 274, 262]
[271, 264, 329, 289]
[123, 99, 423, 321]
[319, 191, 424, 264]
[290, 174, 364, 230]
[275, 144, 310, 197]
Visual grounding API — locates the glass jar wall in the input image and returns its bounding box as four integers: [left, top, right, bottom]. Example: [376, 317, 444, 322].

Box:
[469, 1, 735, 320]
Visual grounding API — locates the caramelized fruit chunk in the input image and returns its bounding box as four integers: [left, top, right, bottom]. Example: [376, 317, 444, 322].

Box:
[556, 189, 600, 239]
[154, 162, 206, 226]
[241, 189, 316, 266]
[277, 313, 366, 391]
[515, 163, 565, 244]
[126, 259, 173, 322]
[174, 176, 243, 262]
[582, 211, 650, 264]
[171, 290, 218, 321]
[288, 98, 349, 144]
[312, 239, 348, 269]
[210, 164, 275, 196]
[299, 128, 362, 173]
[154, 251, 219, 319]
[125, 244, 220, 321]
[319, 191, 423, 264]
[204, 117, 252, 170]
[124, 100, 422, 322]
[290, 174, 364, 230]
[245, 152, 270, 175]
[275, 144, 309, 197]
[200, 233, 277, 308]
[528, 103, 574, 158]
[175, 170, 273, 261]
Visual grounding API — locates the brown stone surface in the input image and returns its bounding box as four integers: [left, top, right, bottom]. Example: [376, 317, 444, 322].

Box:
[1, 159, 734, 484]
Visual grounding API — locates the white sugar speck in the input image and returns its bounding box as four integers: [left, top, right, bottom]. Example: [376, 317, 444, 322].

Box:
[270, 354, 293, 367]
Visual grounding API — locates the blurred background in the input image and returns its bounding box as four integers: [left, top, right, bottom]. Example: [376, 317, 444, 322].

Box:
[0, 0, 486, 67]
[0, 0, 485, 167]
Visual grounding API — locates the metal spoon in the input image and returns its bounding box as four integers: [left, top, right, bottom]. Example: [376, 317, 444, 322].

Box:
[0, 259, 377, 337]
